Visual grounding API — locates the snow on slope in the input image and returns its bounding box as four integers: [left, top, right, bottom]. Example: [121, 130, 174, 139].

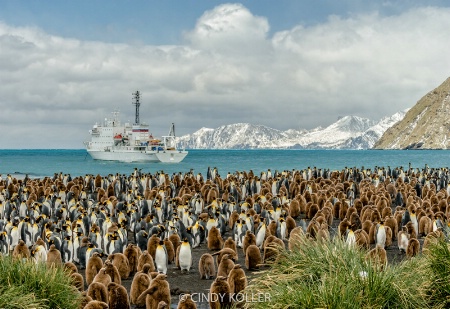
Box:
[177, 111, 406, 149]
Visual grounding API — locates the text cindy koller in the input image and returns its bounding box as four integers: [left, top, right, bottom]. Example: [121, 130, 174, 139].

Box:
[179, 292, 271, 303]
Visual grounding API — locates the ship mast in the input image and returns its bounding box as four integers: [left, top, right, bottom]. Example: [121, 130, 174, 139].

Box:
[132, 90, 141, 125]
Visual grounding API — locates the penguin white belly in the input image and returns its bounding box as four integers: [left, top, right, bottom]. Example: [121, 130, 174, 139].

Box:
[346, 231, 356, 246]
[256, 227, 266, 248]
[179, 245, 192, 271]
[411, 219, 419, 236]
[34, 246, 47, 264]
[155, 247, 168, 274]
[280, 222, 287, 240]
[10, 228, 19, 248]
[66, 242, 74, 263]
[19, 203, 27, 218]
[73, 241, 80, 263]
[399, 233, 409, 252]
[272, 183, 277, 195]
[376, 227, 386, 248]
[107, 240, 116, 255]
[245, 219, 253, 234]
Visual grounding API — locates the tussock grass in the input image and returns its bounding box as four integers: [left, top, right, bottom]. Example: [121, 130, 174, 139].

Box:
[0, 256, 81, 309]
[243, 236, 430, 309]
[421, 239, 450, 308]
[0, 285, 48, 309]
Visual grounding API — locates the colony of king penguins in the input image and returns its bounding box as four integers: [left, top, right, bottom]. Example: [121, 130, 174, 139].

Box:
[1, 164, 450, 308]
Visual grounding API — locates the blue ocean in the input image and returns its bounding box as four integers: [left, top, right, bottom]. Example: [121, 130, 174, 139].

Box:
[0, 149, 449, 178]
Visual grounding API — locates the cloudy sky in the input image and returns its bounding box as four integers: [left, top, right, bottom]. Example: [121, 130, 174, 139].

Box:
[1, 0, 450, 149]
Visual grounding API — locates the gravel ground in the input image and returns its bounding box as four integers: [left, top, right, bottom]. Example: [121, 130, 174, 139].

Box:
[79, 211, 410, 309]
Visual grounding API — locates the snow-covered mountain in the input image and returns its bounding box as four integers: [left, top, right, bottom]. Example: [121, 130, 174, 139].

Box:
[177, 111, 407, 150]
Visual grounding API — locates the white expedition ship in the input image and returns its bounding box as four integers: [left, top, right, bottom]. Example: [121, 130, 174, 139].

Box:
[84, 91, 188, 163]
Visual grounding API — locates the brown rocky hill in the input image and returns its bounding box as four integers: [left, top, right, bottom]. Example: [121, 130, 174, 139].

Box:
[373, 77, 450, 149]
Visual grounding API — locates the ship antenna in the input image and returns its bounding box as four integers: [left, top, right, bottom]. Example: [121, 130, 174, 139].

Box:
[132, 90, 141, 125]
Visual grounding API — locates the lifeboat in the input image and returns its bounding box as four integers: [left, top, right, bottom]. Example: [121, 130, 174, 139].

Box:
[149, 139, 161, 146]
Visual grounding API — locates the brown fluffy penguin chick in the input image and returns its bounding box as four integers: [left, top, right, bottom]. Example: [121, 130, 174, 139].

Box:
[130, 271, 151, 307]
[107, 282, 130, 309]
[263, 238, 284, 263]
[12, 240, 30, 259]
[46, 244, 62, 268]
[136, 273, 171, 309]
[285, 215, 297, 237]
[138, 263, 155, 276]
[87, 282, 108, 303]
[338, 218, 352, 238]
[354, 229, 370, 249]
[147, 234, 161, 259]
[86, 252, 104, 285]
[366, 245, 388, 270]
[217, 254, 235, 277]
[288, 226, 306, 251]
[209, 276, 232, 309]
[64, 262, 78, 275]
[93, 268, 112, 286]
[385, 226, 393, 247]
[227, 264, 247, 294]
[104, 260, 121, 284]
[242, 230, 256, 256]
[406, 238, 420, 258]
[163, 238, 175, 264]
[245, 245, 262, 270]
[158, 301, 169, 309]
[177, 294, 198, 309]
[268, 220, 278, 238]
[169, 232, 181, 254]
[199, 253, 216, 280]
[288, 199, 301, 218]
[223, 237, 237, 254]
[422, 230, 444, 252]
[108, 253, 130, 280]
[208, 226, 224, 251]
[213, 247, 238, 266]
[263, 235, 277, 250]
[405, 222, 418, 239]
[35, 237, 47, 249]
[83, 300, 109, 309]
[419, 216, 432, 237]
[80, 292, 93, 309]
[123, 244, 139, 273]
[137, 250, 155, 272]
[72, 272, 84, 292]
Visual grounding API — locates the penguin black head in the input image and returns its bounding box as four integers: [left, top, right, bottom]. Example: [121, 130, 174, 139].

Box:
[159, 240, 164, 245]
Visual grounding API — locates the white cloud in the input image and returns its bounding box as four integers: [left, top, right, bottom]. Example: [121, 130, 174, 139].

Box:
[185, 3, 270, 53]
[0, 5, 450, 148]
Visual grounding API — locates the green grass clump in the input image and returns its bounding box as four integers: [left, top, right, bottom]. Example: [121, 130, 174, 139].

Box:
[0, 256, 82, 309]
[0, 285, 48, 309]
[421, 239, 450, 308]
[243, 237, 429, 309]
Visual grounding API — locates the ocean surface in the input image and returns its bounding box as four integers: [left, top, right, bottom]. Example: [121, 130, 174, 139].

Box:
[0, 149, 449, 178]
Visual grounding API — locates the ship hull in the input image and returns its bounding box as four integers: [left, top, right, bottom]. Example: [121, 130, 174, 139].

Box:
[87, 148, 188, 163]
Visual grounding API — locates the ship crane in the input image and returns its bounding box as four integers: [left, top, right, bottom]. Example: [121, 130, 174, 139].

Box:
[132, 90, 140, 125]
